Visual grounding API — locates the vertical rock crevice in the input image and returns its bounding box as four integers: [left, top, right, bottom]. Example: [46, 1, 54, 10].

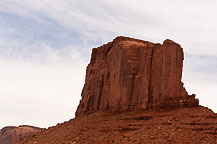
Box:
[147, 47, 154, 108]
[97, 75, 104, 110]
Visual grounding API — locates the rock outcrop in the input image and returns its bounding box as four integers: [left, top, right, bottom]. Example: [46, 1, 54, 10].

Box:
[0, 125, 42, 144]
[76, 36, 199, 116]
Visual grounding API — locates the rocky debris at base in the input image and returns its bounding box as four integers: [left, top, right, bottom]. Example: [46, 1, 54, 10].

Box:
[18, 106, 217, 144]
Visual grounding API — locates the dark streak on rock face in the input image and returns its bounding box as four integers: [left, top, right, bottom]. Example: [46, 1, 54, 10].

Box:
[76, 36, 199, 116]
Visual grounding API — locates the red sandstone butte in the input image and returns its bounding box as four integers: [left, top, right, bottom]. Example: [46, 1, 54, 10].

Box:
[76, 36, 199, 116]
[0, 125, 42, 144]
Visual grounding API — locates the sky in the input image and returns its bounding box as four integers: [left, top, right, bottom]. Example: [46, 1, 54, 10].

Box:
[0, 0, 217, 129]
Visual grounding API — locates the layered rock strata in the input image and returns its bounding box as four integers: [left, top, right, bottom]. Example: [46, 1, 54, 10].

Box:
[76, 36, 199, 116]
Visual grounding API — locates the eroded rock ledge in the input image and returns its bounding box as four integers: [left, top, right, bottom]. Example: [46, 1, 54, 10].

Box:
[76, 36, 199, 116]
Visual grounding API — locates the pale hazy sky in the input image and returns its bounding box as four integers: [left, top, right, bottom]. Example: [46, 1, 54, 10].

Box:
[0, 0, 217, 129]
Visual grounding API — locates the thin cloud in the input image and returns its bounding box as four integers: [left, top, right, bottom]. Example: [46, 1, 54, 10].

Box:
[0, 47, 87, 128]
[1, 0, 217, 55]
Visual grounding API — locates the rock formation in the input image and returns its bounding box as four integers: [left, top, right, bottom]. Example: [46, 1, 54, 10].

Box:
[0, 125, 42, 144]
[76, 36, 199, 116]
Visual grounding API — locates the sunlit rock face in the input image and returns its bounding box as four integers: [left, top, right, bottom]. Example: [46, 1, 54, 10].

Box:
[0, 125, 42, 144]
[76, 36, 199, 116]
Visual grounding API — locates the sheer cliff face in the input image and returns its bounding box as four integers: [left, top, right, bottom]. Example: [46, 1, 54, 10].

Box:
[76, 36, 199, 116]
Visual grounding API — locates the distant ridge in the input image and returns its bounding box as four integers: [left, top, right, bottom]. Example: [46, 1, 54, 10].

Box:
[0, 125, 42, 144]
